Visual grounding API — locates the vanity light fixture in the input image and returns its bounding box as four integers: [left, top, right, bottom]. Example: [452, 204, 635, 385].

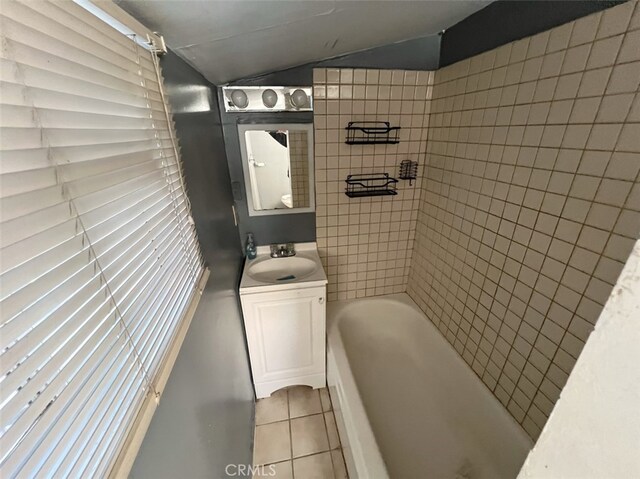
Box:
[290, 88, 309, 109]
[262, 89, 278, 108]
[230, 89, 248, 108]
[223, 86, 313, 112]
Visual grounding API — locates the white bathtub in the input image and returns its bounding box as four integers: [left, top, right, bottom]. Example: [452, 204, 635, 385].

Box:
[327, 293, 532, 479]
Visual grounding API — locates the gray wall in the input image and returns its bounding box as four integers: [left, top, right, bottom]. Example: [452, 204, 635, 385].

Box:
[161, 52, 242, 266]
[223, 33, 441, 249]
[225, 0, 621, 247]
[131, 50, 254, 479]
[219, 101, 316, 248]
[440, 0, 625, 67]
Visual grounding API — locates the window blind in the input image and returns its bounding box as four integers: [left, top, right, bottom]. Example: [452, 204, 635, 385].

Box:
[0, 1, 205, 476]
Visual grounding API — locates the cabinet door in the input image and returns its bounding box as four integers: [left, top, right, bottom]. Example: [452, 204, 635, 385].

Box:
[241, 287, 325, 384]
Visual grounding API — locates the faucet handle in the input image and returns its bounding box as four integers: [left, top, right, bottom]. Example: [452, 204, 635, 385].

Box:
[269, 243, 295, 257]
[270, 244, 286, 257]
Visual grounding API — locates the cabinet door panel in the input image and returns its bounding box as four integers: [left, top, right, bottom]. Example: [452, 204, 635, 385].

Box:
[242, 287, 325, 384]
[257, 299, 314, 373]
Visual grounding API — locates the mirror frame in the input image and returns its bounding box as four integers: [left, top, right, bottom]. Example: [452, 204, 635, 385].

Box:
[238, 123, 315, 217]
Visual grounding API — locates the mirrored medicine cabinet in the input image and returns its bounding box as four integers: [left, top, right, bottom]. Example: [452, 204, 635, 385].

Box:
[238, 124, 315, 216]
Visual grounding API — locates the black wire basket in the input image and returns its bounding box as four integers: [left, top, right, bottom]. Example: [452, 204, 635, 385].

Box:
[345, 173, 398, 198]
[345, 122, 401, 144]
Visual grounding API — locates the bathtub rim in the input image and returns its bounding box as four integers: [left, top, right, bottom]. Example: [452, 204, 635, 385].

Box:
[327, 292, 533, 479]
[327, 302, 389, 479]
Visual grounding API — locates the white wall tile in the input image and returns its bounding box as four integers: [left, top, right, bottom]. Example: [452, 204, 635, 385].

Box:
[312, 4, 638, 441]
[403, 5, 640, 441]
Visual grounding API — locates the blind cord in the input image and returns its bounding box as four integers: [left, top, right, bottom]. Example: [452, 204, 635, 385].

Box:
[147, 37, 206, 270]
[0, 3, 206, 475]
[148, 38, 204, 266]
[4, 36, 158, 396]
[131, 35, 203, 280]
[0, 34, 159, 468]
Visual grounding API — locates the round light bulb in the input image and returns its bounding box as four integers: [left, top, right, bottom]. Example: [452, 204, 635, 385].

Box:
[230, 89, 248, 109]
[262, 89, 278, 108]
[290, 89, 308, 108]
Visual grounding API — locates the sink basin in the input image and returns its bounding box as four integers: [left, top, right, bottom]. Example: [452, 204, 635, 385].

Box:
[247, 256, 318, 283]
[240, 243, 327, 293]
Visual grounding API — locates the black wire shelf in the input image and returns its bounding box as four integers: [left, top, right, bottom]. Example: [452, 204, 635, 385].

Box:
[345, 173, 398, 198]
[345, 122, 401, 144]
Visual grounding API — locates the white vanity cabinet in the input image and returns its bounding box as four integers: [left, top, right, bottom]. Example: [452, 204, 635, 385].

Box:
[239, 243, 328, 399]
[240, 286, 326, 398]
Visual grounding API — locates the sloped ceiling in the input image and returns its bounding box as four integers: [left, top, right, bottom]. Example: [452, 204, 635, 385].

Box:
[116, 0, 490, 85]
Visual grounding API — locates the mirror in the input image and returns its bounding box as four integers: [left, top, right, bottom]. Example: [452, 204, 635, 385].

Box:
[238, 124, 315, 216]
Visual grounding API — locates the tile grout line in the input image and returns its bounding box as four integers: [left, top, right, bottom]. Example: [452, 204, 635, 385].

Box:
[400, 3, 636, 438]
[315, 4, 638, 438]
[459, 34, 534, 380]
[287, 388, 294, 478]
[320, 391, 338, 479]
[489, 18, 586, 424]
[519, 15, 640, 427]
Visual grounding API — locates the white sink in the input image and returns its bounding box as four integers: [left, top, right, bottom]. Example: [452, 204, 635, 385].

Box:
[240, 242, 327, 293]
[247, 256, 317, 283]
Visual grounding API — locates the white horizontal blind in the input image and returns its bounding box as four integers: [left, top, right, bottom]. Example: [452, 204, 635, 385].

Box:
[0, 1, 205, 476]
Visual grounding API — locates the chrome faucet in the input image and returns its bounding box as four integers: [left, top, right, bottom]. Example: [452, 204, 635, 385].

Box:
[270, 243, 296, 258]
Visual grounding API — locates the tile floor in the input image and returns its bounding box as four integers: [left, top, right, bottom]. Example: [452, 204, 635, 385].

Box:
[253, 386, 348, 479]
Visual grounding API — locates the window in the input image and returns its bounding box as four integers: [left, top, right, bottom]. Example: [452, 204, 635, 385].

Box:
[0, 1, 205, 476]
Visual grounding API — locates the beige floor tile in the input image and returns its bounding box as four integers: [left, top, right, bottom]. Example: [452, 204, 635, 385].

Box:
[256, 389, 289, 425]
[288, 386, 323, 418]
[253, 421, 291, 465]
[291, 414, 330, 458]
[319, 388, 332, 412]
[253, 461, 293, 479]
[331, 449, 348, 479]
[293, 452, 335, 479]
[324, 412, 340, 450]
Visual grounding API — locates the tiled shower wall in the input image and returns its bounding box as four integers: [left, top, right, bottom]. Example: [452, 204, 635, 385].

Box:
[407, 1, 640, 439]
[313, 68, 433, 300]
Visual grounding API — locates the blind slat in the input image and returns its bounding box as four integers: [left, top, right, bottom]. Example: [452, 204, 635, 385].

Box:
[1, 322, 145, 475]
[132, 243, 199, 371]
[1, 299, 122, 456]
[1, 289, 114, 413]
[0, 55, 161, 110]
[0, 156, 174, 220]
[0, 127, 170, 151]
[42, 363, 146, 478]
[0, 235, 84, 300]
[0, 81, 166, 120]
[0, 178, 177, 274]
[2, 230, 192, 442]
[118, 226, 197, 322]
[0, 145, 175, 198]
[0, 191, 183, 343]
[0, 180, 181, 292]
[1, 209, 183, 385]
[0, 281, 112, 420]
[0, 1, 204, 474]
[0, 220, 80, 273]
[1, 3, 158, 82]
[0, 104, 169, 131]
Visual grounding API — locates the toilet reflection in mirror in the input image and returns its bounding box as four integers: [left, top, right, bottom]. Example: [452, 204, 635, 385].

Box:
[238, 124, 315, 216]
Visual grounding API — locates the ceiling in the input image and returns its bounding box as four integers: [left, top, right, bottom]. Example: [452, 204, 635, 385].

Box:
[116, 1, 490, 85]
